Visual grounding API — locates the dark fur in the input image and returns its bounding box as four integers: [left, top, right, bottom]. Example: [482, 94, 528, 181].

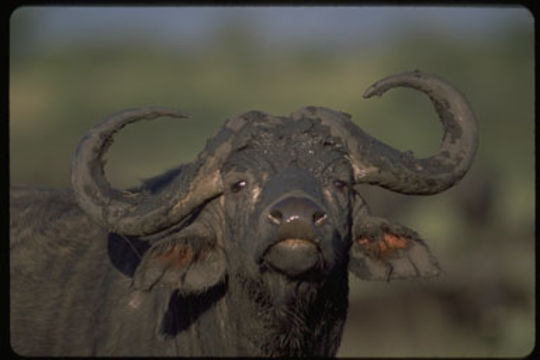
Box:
[11, 113, 441, 356]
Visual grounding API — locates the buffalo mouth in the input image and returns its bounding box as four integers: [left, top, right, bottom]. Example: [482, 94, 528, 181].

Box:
[263, 238, 321, 278]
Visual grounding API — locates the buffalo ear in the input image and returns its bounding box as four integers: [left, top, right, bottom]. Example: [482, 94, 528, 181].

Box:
[133, 225, 226, 295]
[349, 216, 441, 281]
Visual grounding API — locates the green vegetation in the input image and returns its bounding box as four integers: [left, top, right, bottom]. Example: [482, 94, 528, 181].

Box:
[10, 18, 534, 357]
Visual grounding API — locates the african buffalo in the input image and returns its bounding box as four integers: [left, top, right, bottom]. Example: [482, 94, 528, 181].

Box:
[10, 71, 478, 356]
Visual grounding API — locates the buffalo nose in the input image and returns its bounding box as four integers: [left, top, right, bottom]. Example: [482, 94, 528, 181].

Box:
[267, 196, 327, 227]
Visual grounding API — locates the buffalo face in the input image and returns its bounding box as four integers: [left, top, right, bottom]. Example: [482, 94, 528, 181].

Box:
[219, 118, 357, 293]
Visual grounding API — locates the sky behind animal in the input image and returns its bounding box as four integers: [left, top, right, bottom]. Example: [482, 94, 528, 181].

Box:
[11, 6, 531, 52]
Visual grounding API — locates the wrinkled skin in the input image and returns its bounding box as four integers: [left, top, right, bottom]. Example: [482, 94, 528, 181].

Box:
[10, 71, 477, 356]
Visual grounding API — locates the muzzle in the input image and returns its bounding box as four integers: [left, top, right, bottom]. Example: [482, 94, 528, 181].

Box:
[262, 195, 328, 277]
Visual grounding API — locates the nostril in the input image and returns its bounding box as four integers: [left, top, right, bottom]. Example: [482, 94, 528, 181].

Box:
[268, 209, 283, 225]
[312, 210, 327, 226]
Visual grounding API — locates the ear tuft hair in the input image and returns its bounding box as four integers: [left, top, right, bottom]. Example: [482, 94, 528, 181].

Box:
[133, 224, 226, 294]
[349, 216, 440, 281]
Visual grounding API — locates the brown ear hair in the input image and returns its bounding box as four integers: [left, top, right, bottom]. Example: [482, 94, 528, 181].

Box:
[133, 222, 226, 295]
[349, 215, 440, 281]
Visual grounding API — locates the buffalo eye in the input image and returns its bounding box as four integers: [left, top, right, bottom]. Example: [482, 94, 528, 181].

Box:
[333, 179, 348, 191]
[231, 180, 248, 193]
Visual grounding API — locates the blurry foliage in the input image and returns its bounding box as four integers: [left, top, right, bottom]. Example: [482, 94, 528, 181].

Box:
[10, 13, 534, 357]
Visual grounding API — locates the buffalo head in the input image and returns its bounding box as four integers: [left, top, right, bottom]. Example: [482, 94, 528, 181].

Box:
[71, 71, 477, 321]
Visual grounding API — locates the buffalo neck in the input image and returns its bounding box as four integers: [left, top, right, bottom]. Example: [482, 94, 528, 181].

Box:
[167, 267, 349, 356]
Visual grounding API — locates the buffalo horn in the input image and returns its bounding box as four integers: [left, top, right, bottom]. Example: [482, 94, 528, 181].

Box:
[357, 71, 478, 194]
[71, 107, 225, 236]
[314, 71, 478, 195]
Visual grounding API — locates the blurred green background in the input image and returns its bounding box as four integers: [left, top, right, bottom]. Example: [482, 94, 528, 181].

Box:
[10, 6, 534, 357]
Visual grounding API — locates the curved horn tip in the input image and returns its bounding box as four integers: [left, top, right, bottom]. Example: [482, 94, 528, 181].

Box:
[362, 70, 434, 99]
[362, 84, 382, 99]
[121, 106, 191, 120]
